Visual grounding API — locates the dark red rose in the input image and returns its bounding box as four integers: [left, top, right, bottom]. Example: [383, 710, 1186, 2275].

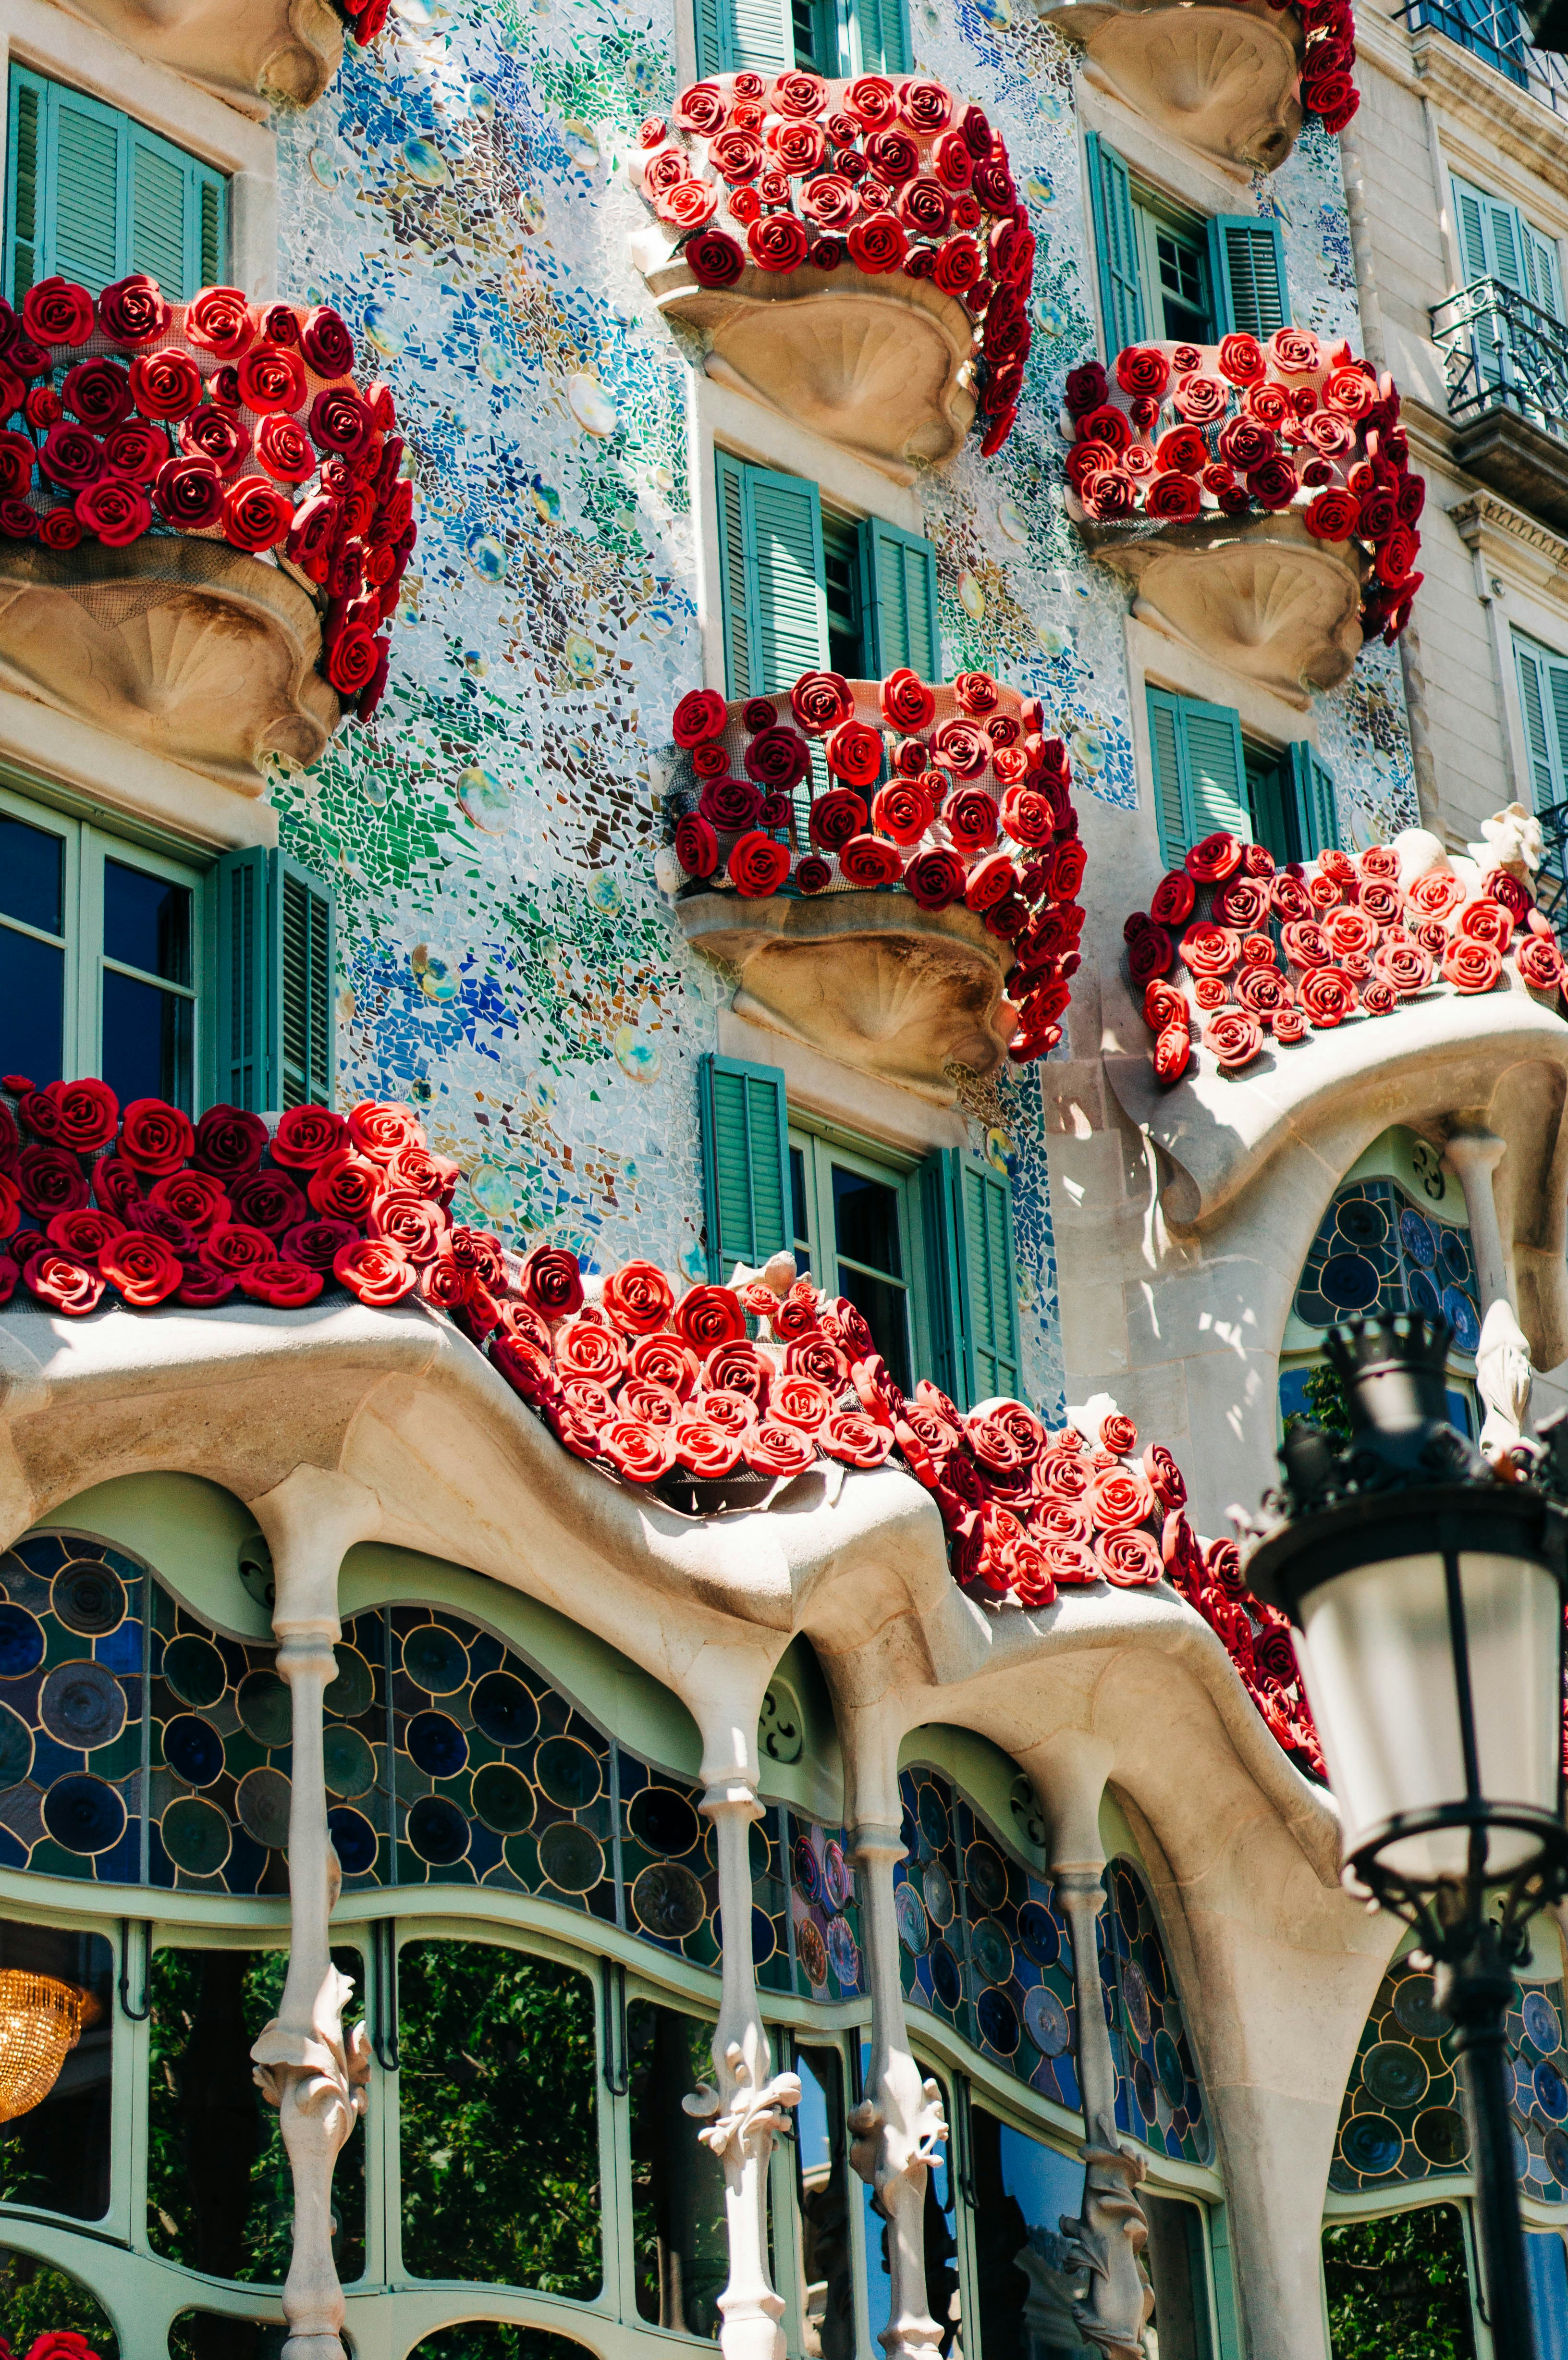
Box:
[698, 775, 763, 831]
[326, 622, 379, 696]
[43, 1078, 119, 1152]
[202, 1221, 281, 1275]
[221, 477, 292, 552]
[100, 1229, 183, 1306]
[75, 479, 152, 546]
[151, 455, 223, 533]
[181, 405, 248, 469]
[904, 846, 965, 910]
[332, 1237, 416, 1305]
[1247, 456, 1300, 510]
[23, 278, 95, 345]
[518, 1243, 584, 1322]
[147, 1169, 229, 1235]
[185, 286, 257, 361]
[728, 830, 791, 896]
[232, 1256, 322, 1308]
[129, 348, 201, 420]
[807, 788, 867, 851]
[300, 307, 355, 378]
[847, 213, 907, 273]
[40, 424, 102, 492]
[685, 231, 745, 288]
[255, 413, 315, 484]
[271, 1105, 348, 1168]
[118, 1097, 195, 1175]
[309, 386, 373, 459]
[102, 420, 168, 483]
[675, 813, 719, 876]
[743, 725, 810, 789]
[62, 357, 133, 429]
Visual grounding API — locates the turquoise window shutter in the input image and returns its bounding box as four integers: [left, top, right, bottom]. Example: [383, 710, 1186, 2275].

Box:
[1084, 132, 1144, 359]
[1146, 687, 1194, 868]
[213, 850, 336, 1111]
[1289, 742, 1341, 857]
[715, 450, 756, 699]
[280, 858, 337, 1108]
[919, 1153, 966, 1407]
[693, 0, 728, 72]
[716, 452, 829, 699]
[698, 1053, 792, 1281]
[862, 519, 941, 679]
[716, 0, 796, 73]
[950, 1153, 1022, 1406]
[1514, 633, 1568, 809]
[6, 66, 226, 304]
[1208, 217, 1290, 338]
[854, 0, 912, 72]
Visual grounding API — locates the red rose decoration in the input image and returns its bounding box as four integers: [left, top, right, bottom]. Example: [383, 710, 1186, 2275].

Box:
[847, 213, 907, 273]
[1443, 937, 1502, 994]
[24, 1247, 105, 1315]
[825, 717, 881, 785]
[221, 477, 292, 553]
[267, 1106, 345, 1169]
[671, 1283, 746, 1354]
[1518, 933, 1564, 994]
[699, 776, 763, 831]
[333, 1238, 417, 1305]
[675, 813, 719, 877]
[838, 834, 903, 888]
[945, 788, 999, 851]
[807, 788, 867, 853]
[113, 1097, 194, 1176]
[556, 1316, 628, 1385]
[185, 285, 257, 360]
[23, 278, 95, 345]
[601, 1259, 675, 1334]
[745, 1421, 818, 1478]
[1153, 1026, 1190, 1084]
[628, 1331, 699, 1398]
[1299, 966, 1358, 1026]
[282, 1217, 361, 1272]
[1185, 833, 1244, 884]
[686, 231, 746, 288]
[747, 215, 810, 272]
[727, 831, 791, 897]
[600, 1419, 675, 1485]
[74, 480, 152, 546]
[300, 306, 356, 378]
[1457, 896, 1513, 950]
[904, 847, 966, 910]
[672, 688, 728, 748]
[517, 1243, 584, 1323]
[99, 1230, 183, 1306]
[45, 1207, 123, 1261]
[1204, 1009, 1263, 1070]
[670, 1416, 743, 1477]
[744, 725, 810, 788]
[790, 671, 853, 734]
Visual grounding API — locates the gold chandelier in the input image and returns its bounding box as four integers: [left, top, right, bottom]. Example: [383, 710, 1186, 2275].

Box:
[0, 1971, 96, 2123]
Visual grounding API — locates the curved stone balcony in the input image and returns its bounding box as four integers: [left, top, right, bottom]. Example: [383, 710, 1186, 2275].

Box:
[1063, 334, 1422, 707]
[0, 273, 409, 788]
[661, 670, 1087, 1094]
[59, 0, 382, 113]
[1041, 0, 1305, 171]
[628, 76, 1034, 480]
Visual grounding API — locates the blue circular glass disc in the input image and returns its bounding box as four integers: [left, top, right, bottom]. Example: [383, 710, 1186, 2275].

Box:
[328, 1806, 379, 1877]
[162, 1713, 225, 1788]
[407, 1711, 468, 1779]
[1322, 1253, 1382, 1312]
[1443, 1288, 1481, 1353]
[977, 1987, 1020, 2056]
[1524, 1992, 1560, 2054]
[929, 1939, 962, 2011]
[1400, 1209, 1437, 1268]
[1341, 2114, 1402, 2177]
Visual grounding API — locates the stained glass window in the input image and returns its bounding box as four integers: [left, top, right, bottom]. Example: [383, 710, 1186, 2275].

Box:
[1105, 1860, 1213, 2167]
[1294, 1180, 1481, 1354]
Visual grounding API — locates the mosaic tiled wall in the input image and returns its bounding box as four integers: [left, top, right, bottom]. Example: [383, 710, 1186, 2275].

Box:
[1333, 1956, 1568, 2204]
[257, 0, 1419, 1422]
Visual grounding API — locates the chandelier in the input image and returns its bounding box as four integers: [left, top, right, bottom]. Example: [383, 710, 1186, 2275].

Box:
[0, 1971, 96, 2123]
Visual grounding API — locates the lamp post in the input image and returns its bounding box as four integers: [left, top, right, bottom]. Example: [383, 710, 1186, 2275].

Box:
[1238, 1314, 1568, 2360]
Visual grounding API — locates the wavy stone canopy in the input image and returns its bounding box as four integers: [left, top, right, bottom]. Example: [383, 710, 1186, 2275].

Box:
[57, 0, 346, 111]
[1038, 0, 1305, 172]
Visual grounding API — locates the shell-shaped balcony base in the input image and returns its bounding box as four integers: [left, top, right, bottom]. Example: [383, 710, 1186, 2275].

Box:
[0, 538, 341, 793]
[1039, 0, 1303, 172]
[55, 0, 343, 112]
[676, 891, 1014, 1102]
[1081, 510, 1366, 709]
[636, 237, 978, 484]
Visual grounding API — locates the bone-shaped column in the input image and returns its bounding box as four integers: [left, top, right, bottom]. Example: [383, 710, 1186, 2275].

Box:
[246, 1467, 380, 2360]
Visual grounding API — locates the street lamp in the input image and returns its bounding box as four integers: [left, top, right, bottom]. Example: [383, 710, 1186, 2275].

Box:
[1239, 1313, 1568, 2360]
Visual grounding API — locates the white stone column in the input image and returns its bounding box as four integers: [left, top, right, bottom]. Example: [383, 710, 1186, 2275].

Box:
[682, 1646, 801, 2360]
[845, 1703, 948, 2360]
[1443, 1129, 1510, 1315]
[1031, 1736, 1152, 2360]
[247, 1466, 381, 2360]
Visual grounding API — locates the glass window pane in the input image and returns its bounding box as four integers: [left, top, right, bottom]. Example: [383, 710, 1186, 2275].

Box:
[102, 970, 193, 1112]
[1144, 2193, 1213, 2360]
[147, 1944, 366, 2290]
[403, 2330, 597, 2360]
[970, 2101, 1093, 2358]
[795, 2045, 854, 2360]
[0, 2244, 119, 2359]
[103, 859, 191, 985]
[1322, 2205, 1476, 2357]
[837, 1271, 911, 1393]
[629, 1998, 728, 2338]
[791, 1144, 811, 1272]
[833, 1165, 902, 1279]
[1530, 2232, 1568, 2360]
[0, 928, 64, 1084]
[821, 513, 866, 681]
[399, 1939, 600, 2297]
[862, 2054, 959, 2357]
[0, 1920, 112, 2222]
[0, 815, 63, 936]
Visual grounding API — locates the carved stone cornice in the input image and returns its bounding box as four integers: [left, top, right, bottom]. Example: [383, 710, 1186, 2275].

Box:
[1448, 486, 1568, 589]
[1406, 24, 1568, 204]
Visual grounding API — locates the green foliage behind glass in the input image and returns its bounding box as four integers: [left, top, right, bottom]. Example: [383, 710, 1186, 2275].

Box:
[0, 2247, 118, 2358]
[398, 1939, 600, 2297]
[1302, 1363, 1352, 1446]
[1323, 2207, 1476, 2360]
[408, 2328, 594, 2360]
[147, 1945, 365, 2286]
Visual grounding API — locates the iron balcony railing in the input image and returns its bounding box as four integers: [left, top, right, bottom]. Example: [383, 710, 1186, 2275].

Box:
[1430, 277, 1568, 438]
[1537, 802, 1568, 954]
[1400, 0, 1568, 111]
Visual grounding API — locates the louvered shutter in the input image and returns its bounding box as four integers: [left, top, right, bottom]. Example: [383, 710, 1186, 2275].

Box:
[933, 1151, 1021, 1408]
[48, 82, 120, 295]
[7, 69, 226, 302]
[6, 71, 41, 305]
[862, 519, 941, 679]
[747, 463, 829, 690]
[1452, 178, 1490, 283]
[213, 850, 335, 1111]
[855, 0, 912, 72]
[281, 859, 335, 1108]
[716, 450, 757, 698]
[1514, 634, 1568, 809]
[698, 1053, 791, 1281]
[724, 0, 796, 73]
[1146, 688, 1193, 867]
[1547, 655, 1568, 796]
[214, 848, 275, 1112]
[693, 0, 728, 73]
[1523, 222, 1562, 319]
[1209, 217, 1290, 338]
[1085, 133, 1143, 359]
[1183, 702, 1250, 843]
[1289, 742, 1341, 856]
[919, 1154, 964, 1407]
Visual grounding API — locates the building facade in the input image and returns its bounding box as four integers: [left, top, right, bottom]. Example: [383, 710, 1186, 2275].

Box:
[0, 0, 1564, 2353]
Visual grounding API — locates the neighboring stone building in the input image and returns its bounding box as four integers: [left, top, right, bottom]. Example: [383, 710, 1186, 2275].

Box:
[0, 0, 1563, 2355]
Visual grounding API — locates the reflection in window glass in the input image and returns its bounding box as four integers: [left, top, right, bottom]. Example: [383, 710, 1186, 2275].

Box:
[148, 1946, 365, 2301]
[831, 1164, 911, 1393]
[1322, 2206, 1475, 2358]
[169, 2318, 285, 2360]
[971, 2102, 1091, 2358]
[0, 2245, 118, 2359]
[1144, 2193, 1213, 2360]
[0, 813, 64, 1083]
[0, 1920, 112, 2222]
[399, 1940, 600, 2296]
[795, 2045, 854, 2360]
[405, 2329, 595, 2360]
[862, 2056, 959, 2357]
[630, 1998, 727, 2339]
[1529, 2231, 1568, 2360]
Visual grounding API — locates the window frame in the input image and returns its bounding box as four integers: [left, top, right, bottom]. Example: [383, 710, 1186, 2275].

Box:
[788, 1120, 933, 1388]
[0, 780, 205, 1111]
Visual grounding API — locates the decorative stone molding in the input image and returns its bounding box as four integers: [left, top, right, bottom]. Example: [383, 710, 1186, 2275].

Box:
[1450, 488, 1568, 579]
[635, 246, 978, 482]
[848, 1811, 950, 2360]
[1086, 507, 1367, 705]
[0, 539, 340, 792]
[247, 1466, 381, 2360]
[676, 889, 1016, 1098]
[56, 0, 385, 112]
[1039, 0, 1304, 171]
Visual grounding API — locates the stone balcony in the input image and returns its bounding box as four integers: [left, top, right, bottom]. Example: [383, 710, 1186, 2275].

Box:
[56, 0, 383, 113]
[1431, 276, 1568, 534]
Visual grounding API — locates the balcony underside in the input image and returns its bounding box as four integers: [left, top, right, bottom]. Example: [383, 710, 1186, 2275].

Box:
[54, 0, 343, 111]
[1039, 0, 1303, 171]
[1452, 403, 1568, 534]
